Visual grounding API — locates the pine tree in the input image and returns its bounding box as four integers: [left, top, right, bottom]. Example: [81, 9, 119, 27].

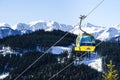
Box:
[103, 60, 119, 80]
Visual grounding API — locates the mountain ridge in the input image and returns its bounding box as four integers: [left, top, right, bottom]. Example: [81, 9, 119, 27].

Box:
[0, 20, 119, 41]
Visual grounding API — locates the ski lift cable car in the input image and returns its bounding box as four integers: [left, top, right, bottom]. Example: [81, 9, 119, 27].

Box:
[74, 15, 96, 52]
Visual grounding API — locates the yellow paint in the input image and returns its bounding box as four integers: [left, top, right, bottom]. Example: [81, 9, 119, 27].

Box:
[74, 46, 95, 52]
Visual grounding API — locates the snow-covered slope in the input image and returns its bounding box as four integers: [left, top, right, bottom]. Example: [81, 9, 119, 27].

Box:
[49, 46, 102, 72]
[29, 20, 48, 31]
[28, 20, 73, 32]
[97, 27, 119, 41]
[0, 73, 9, 79]
[72, 23, 120, 41]
[14, 23, 31, 31]
[49, 46, 72, 54]
[0, 23, 10, 28]
[75, 52, 102, 72]
[84, 23, 120, 41]
[0, 21, 119, 41]
[0, 23, 21, 38]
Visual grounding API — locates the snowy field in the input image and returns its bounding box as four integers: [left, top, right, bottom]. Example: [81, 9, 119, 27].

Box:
[50, 46, 102, 72]
[0, 73, 9, 79]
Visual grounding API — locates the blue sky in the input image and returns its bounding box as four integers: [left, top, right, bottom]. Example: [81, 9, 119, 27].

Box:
[0, 0, 120, 27]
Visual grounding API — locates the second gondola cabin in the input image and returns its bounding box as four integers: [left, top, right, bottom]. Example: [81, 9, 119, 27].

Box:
[74, 33, 96, 52]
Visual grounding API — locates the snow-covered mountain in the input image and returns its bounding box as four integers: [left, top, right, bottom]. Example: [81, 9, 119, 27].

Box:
[83, 23, 120, 41]
[12, 20, 73, 32]
[0, 23, 21, 38]
[0, 21, 120, 41]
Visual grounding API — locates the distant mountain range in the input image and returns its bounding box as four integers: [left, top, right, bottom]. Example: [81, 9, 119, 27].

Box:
[0, 21, 120, 41]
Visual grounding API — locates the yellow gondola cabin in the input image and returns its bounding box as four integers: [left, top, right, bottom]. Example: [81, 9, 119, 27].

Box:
[74, 33, 96, 52]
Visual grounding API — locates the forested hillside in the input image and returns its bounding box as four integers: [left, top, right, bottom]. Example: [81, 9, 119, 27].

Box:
[97, 42, 120, 79]
[1, 52, 101, 80]
[0, 30, 119, 80]
[0, 30, 76, 49]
